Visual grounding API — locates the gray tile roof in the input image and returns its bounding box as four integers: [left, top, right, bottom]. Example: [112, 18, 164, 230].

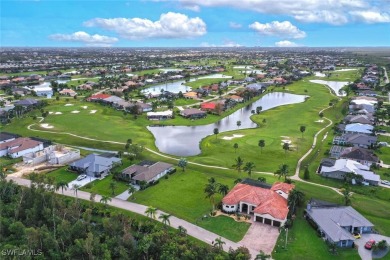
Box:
[306, 206, 374, 243]
[70, 154, 121, 175]
[122, 161, 173, 182]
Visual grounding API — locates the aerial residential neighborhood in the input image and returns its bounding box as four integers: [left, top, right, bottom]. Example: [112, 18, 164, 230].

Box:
[1, 1, 390, 259]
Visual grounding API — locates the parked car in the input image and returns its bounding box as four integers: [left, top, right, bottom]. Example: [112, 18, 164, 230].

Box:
[364, 239, 376, 250]
[353, 232, 361, 239]
[381, 180, 390, 186]
[77, 174, 87, 181]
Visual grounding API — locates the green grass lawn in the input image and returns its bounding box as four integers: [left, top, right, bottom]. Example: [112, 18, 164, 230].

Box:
[0, 157, 22, 170]
[81, 174, 129, 197]
[313, 68, 364, 82]
[47, 167, 78, 183]
[197, 215, 250, 242]
[272, 209, 359, 260]
[174, 98, 199, 106]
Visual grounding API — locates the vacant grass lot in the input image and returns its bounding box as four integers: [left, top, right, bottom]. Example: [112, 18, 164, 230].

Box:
[81, 174, 129, 197]
[47, 167, 78, 183]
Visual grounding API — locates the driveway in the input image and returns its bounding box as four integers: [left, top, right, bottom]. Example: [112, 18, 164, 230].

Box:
[355, 234, 390, 260]
[68, 175, 97, 188]
[239, 221, 280, 255]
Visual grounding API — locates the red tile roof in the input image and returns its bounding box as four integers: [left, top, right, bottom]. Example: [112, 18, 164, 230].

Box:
[0, 137, 42, 154]
[201, 102, 216, 110]
[222, 182, 294, 220]
[87, 94, 111, 101]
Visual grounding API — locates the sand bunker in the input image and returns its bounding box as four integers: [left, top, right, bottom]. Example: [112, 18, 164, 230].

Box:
[315, 120, 324, 123]
[281, 140, 292, 144]
[222, 134, 244, 140]
[71, 111, 80, 114]
[280, 136, 290, 139]
[49, 112, 54, 114]
[64, 104, 73, 106]
[40, 123, 54, 129]
[81, 106, 88, 109]
[90, 110, 97, 114]
[55, 112, 62, 115]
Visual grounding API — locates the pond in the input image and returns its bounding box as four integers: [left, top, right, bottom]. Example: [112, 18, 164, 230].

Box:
[309, 80, 349, 97]
[147, 92, 308, 156]
[142, 74, 233, 96]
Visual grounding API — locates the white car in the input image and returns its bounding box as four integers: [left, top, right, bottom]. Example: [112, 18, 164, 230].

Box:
[77, 174, 87, 181]
[381, 180, 390, 186]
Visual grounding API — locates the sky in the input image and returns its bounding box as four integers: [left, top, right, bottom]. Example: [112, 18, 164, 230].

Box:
[1, 0, 390, 47]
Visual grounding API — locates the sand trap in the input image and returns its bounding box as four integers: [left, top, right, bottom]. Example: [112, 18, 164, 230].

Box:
[64, 104, 73, 106]
[71, 111, 80, 114]
[280, 136, 290, 139]
[90, 110, 97, 114]
[281, 140, 292, 144]
[55, 112, 62, 115]
[40, 123, 54, 129]
[315, 119, 324, 123]
[49, 112, 54, 114]
[81, 106, 88, 109]
[222, 134, 244, 140]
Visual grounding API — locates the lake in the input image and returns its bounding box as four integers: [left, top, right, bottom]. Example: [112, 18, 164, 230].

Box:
[309, 80, 349, 97]
[142, 74, 233, 96]
[147, 92, 308, 156]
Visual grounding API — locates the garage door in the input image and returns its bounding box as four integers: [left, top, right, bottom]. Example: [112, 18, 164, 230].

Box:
[264, 218, 272, 225]
[273, 221, 281, 227]
[255, 216, 263, 222]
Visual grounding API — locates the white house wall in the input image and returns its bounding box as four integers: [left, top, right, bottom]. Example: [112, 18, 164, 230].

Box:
[9, 144, 44, 158]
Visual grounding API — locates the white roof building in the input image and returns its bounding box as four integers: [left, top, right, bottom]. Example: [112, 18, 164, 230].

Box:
[344, 123, 373, 134]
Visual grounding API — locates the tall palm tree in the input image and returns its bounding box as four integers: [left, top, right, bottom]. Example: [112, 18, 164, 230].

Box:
[72, 184, 81, 198]
[56, 181, 68, 194]
[109, 181, 117, 196]
[243, 162, 256, 177]
[145, 206, 158, 219]
[213, 128, 219, 139]
[236, 120, 241, 129]
[275, 164, 289, 181]
[232, 156, 244, 172]
[100, 195, 112, 207]
[342, 184, 351, 206]
[300, 126, 306, 139]
[158, 213, 171, 226]
[233, 143, 239, 153]
[204, 182, 218, 210]
[258, 139, 265, 153]
[287, 189, 305, 214]
[218, 184, 229, 196]
[283, 142, 290, 156]
[213, 237, 226, 250]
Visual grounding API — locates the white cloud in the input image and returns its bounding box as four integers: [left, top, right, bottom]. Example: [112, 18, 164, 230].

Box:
[249, 21, 306, 39]
[178, 0, 390, 25]
[49, 31, 118, 46]
[200, 40, 243, 47]
[84, 12, 207, 40]
[274, 40, 299, 47]
[229, 22, 242, 29]
[350, 11, 390, 23]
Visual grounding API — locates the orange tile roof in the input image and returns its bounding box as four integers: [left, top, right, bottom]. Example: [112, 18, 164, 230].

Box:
[222, 182, 294, 220]
[0, 137, 42, 154]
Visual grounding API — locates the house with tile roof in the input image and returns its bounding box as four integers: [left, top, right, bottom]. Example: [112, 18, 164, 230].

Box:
[222, 181, 294, 227]
[0, 137, 43, 158]
[69, 153, 122, 177]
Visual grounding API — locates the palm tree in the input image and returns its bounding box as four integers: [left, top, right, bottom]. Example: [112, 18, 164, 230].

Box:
[232, 156, 244, 172]
[288, 189, 305, 214]
[213, 128, 219, 139]
[56, 181, 68, 194]
[218, 184, 229, 196]
[72, 184, 81, 198]
[258, 139, 265, 153]
[255, 251, 271, 260]
[283, 142, 290, 156]
[257, 177, 266, 183]
[178, 158, 187, 172]
[236, 120, 241, 129]
[109, 181, 117, 196]
[213, 237, 226, 250]
[243, 162, 255, 177]
[128, 185, 136, 196]
[275, 164, 289, 181]
[204, 181, 218, 210]
[234, 178, 242, 184]
[90, 192, 97, 203]
[256, 106, 262, 114]
[233, 143, 239, 153]
[100, 195, 111, 207]
[178, 225, 187, 236]
[158, 213, 171, 226]
[300, 125, 306, 139]
[342, 184, 351, 206]
[145, 206, 158, 219]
